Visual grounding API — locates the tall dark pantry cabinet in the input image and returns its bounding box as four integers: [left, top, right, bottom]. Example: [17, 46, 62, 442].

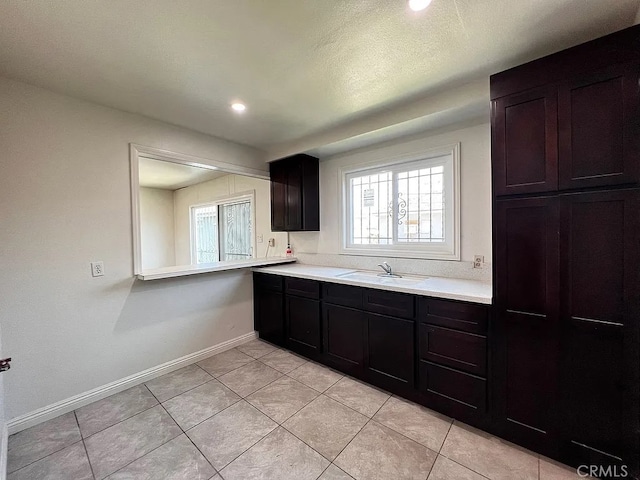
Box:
[491, 25, 640, 477]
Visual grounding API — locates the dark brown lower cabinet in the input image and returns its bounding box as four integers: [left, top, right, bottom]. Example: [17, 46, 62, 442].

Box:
[285, 295, 321, 359]
[322, 304, 365, 377]
[494, 196, 560, 455]
[255, 272, 490, 422]
[365, 313, 414, 395]
[494, 190, 640, 472]
[253, 274, 284, 347]
[557, 190, 640, 471]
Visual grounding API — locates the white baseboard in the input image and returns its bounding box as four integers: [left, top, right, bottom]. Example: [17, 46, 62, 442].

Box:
[7, 331, 257, 435]
[0, 422, 7, 480]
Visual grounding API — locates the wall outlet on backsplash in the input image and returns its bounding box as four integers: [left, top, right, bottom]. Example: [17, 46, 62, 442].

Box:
[473, 255, 484, 269]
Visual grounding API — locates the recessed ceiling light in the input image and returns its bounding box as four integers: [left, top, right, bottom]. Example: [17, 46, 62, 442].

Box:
[408, 0, 432, 12]
[231, 102, 246, 113]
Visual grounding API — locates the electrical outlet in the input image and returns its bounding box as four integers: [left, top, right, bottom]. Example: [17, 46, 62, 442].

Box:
[91, 261, 104, 277]
[473, 255, 484, 269]
[257, 234, 264, 243]
[268, 238, 275, 247]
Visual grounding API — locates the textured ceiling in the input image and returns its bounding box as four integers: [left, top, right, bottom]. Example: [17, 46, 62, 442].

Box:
[0, 0, 638, 156]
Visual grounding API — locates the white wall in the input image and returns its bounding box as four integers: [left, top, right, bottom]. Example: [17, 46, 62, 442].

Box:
[0, 76, 267, 420]
[140, 187, 176, 270]
[174, 174, 287, 265]
[290, 122, 492, 280]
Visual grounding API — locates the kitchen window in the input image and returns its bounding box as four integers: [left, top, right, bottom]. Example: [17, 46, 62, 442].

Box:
[341, 144, 460, 260]
[190, 192, 255, 264]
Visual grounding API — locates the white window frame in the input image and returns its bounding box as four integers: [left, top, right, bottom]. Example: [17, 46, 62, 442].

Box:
[189, 191, 256, 264]
[130, 143, 269, 275]
[339, 143, 460, 261]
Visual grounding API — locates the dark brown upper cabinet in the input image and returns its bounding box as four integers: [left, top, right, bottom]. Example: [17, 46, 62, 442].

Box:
[270, 154, 319, 231]
[491, 25, 640, 197]
[558, 63, 640, 190]
[492, 86, 558, 196]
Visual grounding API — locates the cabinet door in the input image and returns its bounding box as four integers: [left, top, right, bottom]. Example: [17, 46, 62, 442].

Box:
[494, 197, 560, 453]
[322, 304, 365, 377]
[254, 289, 284, 347]
[492, 86, 558, 195]
[365, 313, 414, 395]
[558, 63, 640, 190]
[558, 190, 640, 468]
[270, 162, 287, 231]
[286, 296, 321, 359]
[285, 162, 303, 231]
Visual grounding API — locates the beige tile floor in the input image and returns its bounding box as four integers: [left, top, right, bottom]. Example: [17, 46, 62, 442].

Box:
[7, 339, 587, 480]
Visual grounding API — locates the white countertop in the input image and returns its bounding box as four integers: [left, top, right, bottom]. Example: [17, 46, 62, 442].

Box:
[253, 263, 492, 305]
[137, 257, 297, 280]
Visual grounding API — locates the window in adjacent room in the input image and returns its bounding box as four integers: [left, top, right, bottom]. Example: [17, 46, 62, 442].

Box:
[190, 193, 255, 264]
[341, 144, 460, 260]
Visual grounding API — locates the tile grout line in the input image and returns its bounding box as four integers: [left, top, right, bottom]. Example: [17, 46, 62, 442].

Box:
[79, 387, 182, 478]
[4, 343, 300, 479]
[74, 411, 97, 480]
[438, 420, 454, 454]
[145, 365, 214, 403]
[254, 349, 451, 474]
[212, 402, 281, 476]
[215, 369, 341, 471]
[156, 402, 220, 477]
[176, 397, 243, 438]
[322, 384, 391, 418]
[427, 422, 495, 479]
[327, 392, 393, 469]
[81, 397, 160, 442]
[6, 438, 89, 478]
[126, 343, 456, 478]
[5, 413, 89, 477]
[538, 452, 541, 480]
[241, 373, 330, 462]
[18, 340, 512, 480]
[436, 448, 493, 479]
[93, 398, 183, 478]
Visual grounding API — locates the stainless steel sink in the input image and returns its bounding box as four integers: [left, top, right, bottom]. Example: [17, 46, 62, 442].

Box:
[336, 271, 427, 286]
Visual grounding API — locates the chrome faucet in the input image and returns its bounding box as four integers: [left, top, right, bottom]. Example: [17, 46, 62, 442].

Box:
[377, 262, 402, 278]
[378, 262, 392, 275]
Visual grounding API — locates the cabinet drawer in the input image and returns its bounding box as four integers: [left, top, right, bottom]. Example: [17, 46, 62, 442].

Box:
[419, 361, 486, 418]
[418, 298, 488, 334]
[285, 277, 320, 299]
[254, 272, 283, 292]
[363, 289, 415, 320]
[419, 324, 486, 376]
[323, 283, 363, 309]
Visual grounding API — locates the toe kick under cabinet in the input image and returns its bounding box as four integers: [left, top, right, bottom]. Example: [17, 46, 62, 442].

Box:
[253, 272, 491, 427]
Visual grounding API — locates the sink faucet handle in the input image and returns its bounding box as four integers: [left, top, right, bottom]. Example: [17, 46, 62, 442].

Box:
[377, 262, 392, 274]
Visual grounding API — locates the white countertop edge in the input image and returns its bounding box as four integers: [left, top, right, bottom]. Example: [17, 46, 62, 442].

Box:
[253, 264, 492, 305]
[137, 257, 297, 280]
